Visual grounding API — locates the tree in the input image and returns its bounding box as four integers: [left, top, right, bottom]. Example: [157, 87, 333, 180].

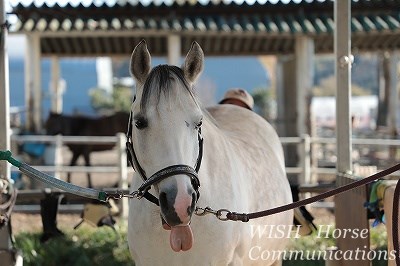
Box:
[89, 84, 133, 114]
[312, 75, 369, 97]
[251, 88, 275, 120]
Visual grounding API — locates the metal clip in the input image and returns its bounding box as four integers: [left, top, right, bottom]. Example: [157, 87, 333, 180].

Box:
[129, 190, 144, 199]
[194, 206, 217, 216]
[195, 206, 231, 221]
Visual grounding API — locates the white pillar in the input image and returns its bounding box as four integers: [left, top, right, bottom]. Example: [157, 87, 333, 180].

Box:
[96, 57, 113, 93]
[0, 5, 10, 180]
[276, 55, 295, 137]
[334, 1, 369, 265]
[295, 36, 314, 137]
[167, 35, 181, 66]
[117, 133, 128, 220]
[295, 36, 314, 185]
[335, 1, 352, 175]
[275, 56, 285, 136]
[25, 34, 41, 132]
[50, 56, 64, 114]
[388, 53, 399, 134]
[0, 0, 14, 263]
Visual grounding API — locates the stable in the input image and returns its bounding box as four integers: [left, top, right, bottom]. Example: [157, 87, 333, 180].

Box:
[3, 0, 400, 265]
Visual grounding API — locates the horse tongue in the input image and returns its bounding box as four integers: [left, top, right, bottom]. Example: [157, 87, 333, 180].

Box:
[170, 225, 193, 252]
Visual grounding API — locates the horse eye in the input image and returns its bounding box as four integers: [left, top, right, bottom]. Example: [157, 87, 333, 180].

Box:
[135, 118, 148, 129]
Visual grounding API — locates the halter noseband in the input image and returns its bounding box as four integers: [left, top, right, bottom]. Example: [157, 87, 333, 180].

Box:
[125, 105, 203, 206]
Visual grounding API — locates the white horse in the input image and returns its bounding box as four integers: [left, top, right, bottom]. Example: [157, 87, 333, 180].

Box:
[127, 40, 293, 265]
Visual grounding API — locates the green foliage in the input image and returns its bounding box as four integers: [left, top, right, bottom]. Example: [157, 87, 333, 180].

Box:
[14, 223, 390, 265]
[251, 88, 275, 120]
[283, 224, 389, 266]
[89, 84, 133, 113]
[14, 226, 134, 266]
[314, 54, 379, 95]
[312, 76, 370, 97]
[370, 224, 388, 250]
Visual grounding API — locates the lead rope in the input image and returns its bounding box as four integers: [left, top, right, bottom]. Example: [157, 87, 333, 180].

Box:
[195, 163, 400, 222]
[0, 150, 110, 202]
[1, 150, 400, 260]
[195, 162, 400, 263]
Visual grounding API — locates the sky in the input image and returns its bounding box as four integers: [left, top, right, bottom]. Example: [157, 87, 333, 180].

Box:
[7, 35, 25, 58]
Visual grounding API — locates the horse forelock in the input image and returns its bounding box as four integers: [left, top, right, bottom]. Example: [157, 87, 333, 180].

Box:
[140, 65, 198, 111]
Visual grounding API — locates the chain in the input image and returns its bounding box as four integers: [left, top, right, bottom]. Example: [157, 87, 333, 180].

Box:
[105, 190, 144, 201]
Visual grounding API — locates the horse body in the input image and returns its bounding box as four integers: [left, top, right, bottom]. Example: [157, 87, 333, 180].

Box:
[127, 41, 292, 265]
[45, 111, 130, 187]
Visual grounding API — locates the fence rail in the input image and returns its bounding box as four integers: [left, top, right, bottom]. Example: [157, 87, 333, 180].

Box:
[9, 133, 400, 213]
[10, 133, 130, 216]
[280, 135, 400, 185]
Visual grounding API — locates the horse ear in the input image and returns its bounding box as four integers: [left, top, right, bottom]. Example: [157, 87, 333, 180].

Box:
[182, 42, 204, 84]
[130, 40, 151, 84]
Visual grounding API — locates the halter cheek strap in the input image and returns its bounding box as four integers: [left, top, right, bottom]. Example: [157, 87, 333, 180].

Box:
[126, 109, 203, 206]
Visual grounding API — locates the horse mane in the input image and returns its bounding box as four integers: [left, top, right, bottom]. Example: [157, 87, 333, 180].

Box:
[202, 108, 220, 129]
[140, 65, 198, 110]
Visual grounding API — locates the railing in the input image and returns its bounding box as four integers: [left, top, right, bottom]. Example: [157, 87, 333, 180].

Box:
[10, 133, 400, 213]
[280, 135, 400, 186]
[10, 133, 130, 217]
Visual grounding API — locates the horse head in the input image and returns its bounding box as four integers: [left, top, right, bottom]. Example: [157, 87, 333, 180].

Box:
[129, 40, 204, 251]
[45, 112, 69, 135]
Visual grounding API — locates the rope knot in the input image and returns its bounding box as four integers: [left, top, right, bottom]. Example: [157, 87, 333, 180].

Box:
[0, 150, 12, 161]
[0, 150, 22, 168]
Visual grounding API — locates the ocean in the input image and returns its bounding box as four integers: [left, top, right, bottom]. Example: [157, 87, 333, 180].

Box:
[9, 57, 98, 119]
[9, 56, 269, 120]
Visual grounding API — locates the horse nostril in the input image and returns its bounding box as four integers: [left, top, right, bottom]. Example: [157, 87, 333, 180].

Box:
[159, 192, 169, 211]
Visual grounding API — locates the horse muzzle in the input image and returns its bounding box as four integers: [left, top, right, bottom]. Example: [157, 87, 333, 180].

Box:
[159, 181, 197, 226]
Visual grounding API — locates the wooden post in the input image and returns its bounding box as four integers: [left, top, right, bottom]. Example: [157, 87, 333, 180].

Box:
[334, 1, 369, 265]
[276, 55, 298, 184]
[0, 0, 15, 264]
[54, 134, 63, 179]
[295, 36, 314, 138]
[387, 53, 398, 132]
[167, 35, 181, 66]
[295, 36, 314, 186]
[275, 56, 289, 138]
[50, 56, 63, 114]
[25, 34, 41, 132]
[301, 134, 311, 186]
[388, 53, 399, 164]
[117, 133, 128, 220]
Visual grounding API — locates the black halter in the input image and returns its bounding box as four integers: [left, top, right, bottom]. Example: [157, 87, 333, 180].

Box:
[125, 101, 203, 206]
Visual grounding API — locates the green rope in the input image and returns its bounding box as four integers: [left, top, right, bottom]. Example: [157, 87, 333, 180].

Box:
[0, 150, 22, 168]
[0, 150, 108, 202]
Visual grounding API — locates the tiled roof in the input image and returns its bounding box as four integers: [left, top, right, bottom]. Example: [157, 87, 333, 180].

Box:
[9, 0, 400, 56]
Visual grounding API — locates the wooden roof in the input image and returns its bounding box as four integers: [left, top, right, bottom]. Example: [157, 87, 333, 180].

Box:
[9, 0, 400, 57]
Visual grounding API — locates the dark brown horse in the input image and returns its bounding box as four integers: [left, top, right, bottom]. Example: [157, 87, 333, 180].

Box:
[45, 112, 130, 187]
